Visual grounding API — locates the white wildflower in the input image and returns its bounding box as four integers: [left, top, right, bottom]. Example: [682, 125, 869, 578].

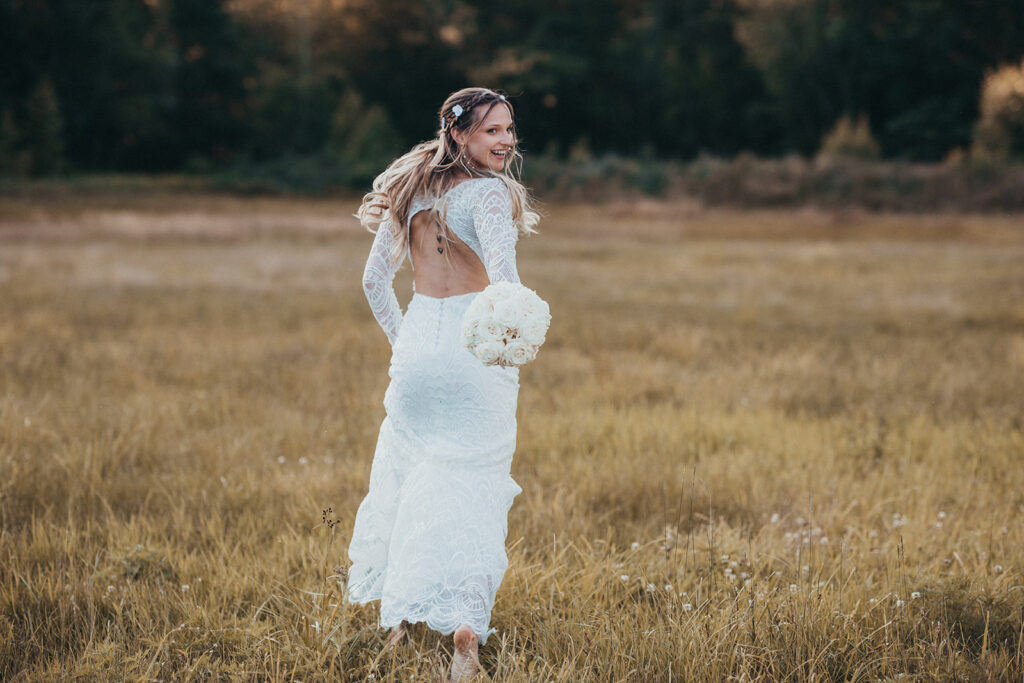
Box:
[181, 584, 190, 592]
[683, 603, 693, 612]
[620, 575, 629, 582]
[277, 456, 286, 464]
[911, 591, 921, 599]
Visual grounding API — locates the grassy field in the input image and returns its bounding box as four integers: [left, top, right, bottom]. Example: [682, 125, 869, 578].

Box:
[1, 194, 1023, 681]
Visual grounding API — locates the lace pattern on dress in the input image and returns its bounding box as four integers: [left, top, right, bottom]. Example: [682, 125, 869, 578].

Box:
[361, 178, 523, 344]
[362, 220, 403, 345]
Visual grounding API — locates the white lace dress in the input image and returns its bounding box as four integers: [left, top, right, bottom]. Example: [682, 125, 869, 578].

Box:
[346, 177, 523, 644]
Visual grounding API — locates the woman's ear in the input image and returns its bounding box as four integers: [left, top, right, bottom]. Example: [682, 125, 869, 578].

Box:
[450, 128, 464, 145]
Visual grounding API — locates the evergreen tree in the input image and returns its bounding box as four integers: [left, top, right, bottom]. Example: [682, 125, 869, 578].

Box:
[0, 108, 21, 176]
[23, 77, 64, 176]
[170, 0, 252, 165]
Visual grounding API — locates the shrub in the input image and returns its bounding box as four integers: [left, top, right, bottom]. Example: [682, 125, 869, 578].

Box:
[972, 59, 1024, 161]
[818, 114, 881, 161]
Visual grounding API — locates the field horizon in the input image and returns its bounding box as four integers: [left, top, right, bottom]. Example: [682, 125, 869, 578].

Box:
[1, 195, 1023, 680]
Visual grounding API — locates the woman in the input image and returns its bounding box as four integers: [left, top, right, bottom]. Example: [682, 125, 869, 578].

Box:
[345, 87, 539, 680]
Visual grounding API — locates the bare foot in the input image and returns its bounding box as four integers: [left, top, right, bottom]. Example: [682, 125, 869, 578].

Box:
[450, 624, 480, 681]
[386, 620, 410, 647]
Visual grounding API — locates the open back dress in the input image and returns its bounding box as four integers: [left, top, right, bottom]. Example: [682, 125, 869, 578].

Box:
[346, 177, 523, 644]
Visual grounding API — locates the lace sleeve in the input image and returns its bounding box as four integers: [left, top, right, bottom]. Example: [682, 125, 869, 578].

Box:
[362, 222, 403, 345]
[471, 179, 521, 284]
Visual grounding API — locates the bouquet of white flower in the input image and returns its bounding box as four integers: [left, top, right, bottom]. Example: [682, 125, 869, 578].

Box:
[461, 282, 551, 367]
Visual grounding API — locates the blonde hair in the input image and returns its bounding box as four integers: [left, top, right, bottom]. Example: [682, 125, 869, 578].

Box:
[356, 87, 539, 264]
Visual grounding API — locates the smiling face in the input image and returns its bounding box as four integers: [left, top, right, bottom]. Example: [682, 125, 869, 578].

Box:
[454, 103, 515, 173]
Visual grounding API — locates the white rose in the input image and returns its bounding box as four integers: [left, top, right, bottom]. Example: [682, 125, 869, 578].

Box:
[507, 341, 537, 366]
[474, 341, 503, 365]
[461, 321, 477, 347]
[491, 298, 520, 328]
[482, 320, 505, 343]
[520, 320, 547, 346]
[498, 344, 518, 367]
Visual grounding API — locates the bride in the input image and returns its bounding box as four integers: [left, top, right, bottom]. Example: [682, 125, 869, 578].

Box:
[345, 87, 540, 680]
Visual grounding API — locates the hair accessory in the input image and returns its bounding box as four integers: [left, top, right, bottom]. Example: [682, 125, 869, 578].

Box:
[452, 104, 464, 118]
[440, 115, 446, 131]
[498, 94, 506, 101]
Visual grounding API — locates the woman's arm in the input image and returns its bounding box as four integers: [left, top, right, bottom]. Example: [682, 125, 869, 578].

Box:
[471, 179, 521, 284]
[362, 222, 403, 345]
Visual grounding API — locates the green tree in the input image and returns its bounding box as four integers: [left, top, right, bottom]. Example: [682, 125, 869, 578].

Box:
[328, 88, 404, 185]
[23, 77, 64, 176]
[0, 108, 21, 176]
[170, 0, 252, 165]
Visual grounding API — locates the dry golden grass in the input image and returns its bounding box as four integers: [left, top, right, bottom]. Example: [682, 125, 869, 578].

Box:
[1, 195, 1023, 681]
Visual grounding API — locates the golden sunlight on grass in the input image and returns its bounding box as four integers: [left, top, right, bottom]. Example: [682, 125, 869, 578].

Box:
[1, 195, 1022, 680]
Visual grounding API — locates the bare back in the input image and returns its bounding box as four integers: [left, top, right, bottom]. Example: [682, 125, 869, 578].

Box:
[409, 210, 489, 297]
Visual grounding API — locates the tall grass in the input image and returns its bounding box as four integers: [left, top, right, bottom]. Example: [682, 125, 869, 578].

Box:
[1, 196, 1022, 680]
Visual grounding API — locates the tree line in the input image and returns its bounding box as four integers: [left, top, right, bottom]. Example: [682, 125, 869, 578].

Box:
[2, 0, 1023, 182]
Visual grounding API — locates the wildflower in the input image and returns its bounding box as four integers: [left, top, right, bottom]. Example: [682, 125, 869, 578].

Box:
[646, 583, 656, 593]
[631, 542, 640, 550]
[664, 584, 673, 591]
[181, 584, 190, 592]
[934, 521, 943, 529]
[683, 603, 693, 612]
[299, 457, 308, 465]
[277, 456, 286, 464]
[994, 565, 1004, 574]
[620, 575, 629, 582]
[679, 591, 688, 597]
[729, 560, 738, 568]
[770, 513, 780, 524]
[911, 591, 921, 599]
[937, 511, 946, 519]
[740, 572, 749, 580]
[107, 585, 115, 593]
[895, 599, 905, 607]
[820, 537, 829, 545]
[869, 598, 877, 604]
[720, 554, 729, 562]
[801, 565, 809, 575]
[789, 584, 798, 593]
